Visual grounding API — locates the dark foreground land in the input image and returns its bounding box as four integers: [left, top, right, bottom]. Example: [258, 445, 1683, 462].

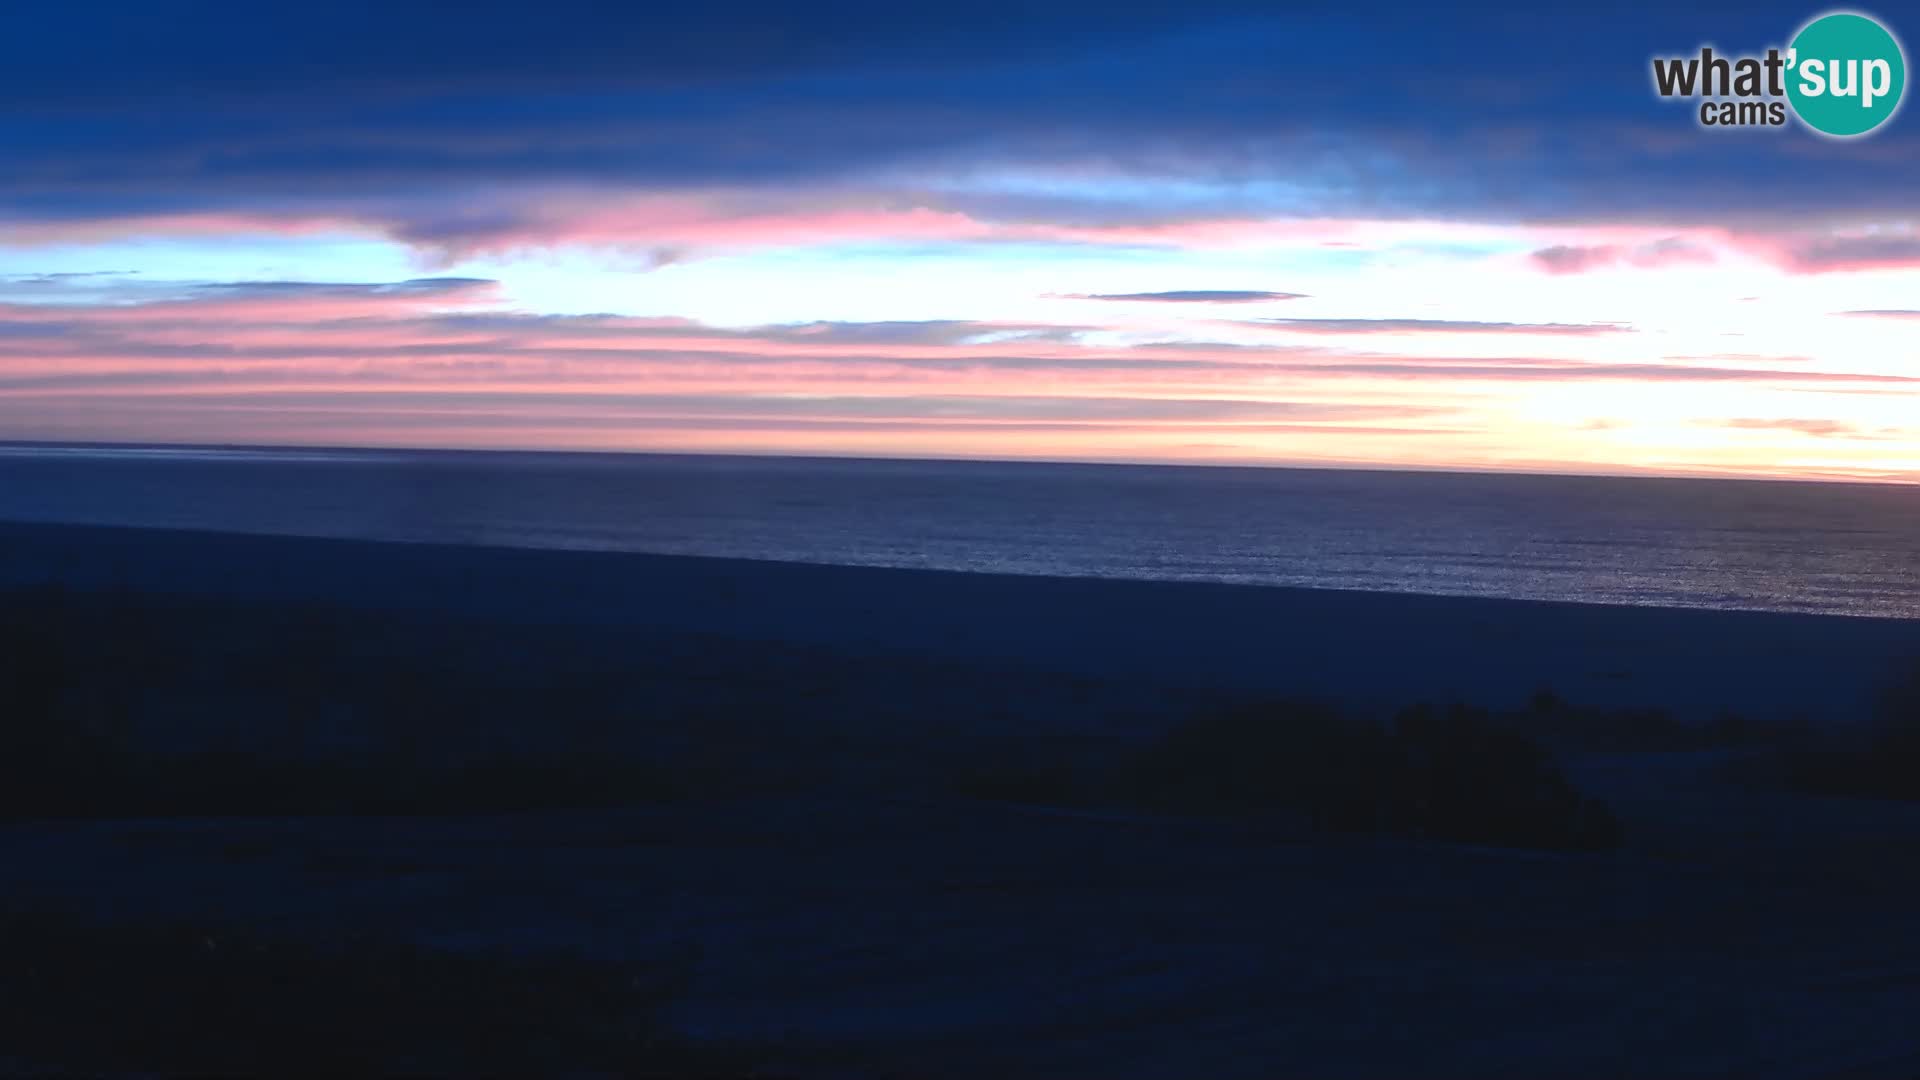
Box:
[5, 523, 1920, 1077]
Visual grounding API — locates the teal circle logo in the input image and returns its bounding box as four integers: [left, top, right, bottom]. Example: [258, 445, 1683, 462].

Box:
[1787, 12, 1907, 136]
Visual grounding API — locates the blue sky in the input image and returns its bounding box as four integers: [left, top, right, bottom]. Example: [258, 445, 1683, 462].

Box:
[1, 2, 1917, 477]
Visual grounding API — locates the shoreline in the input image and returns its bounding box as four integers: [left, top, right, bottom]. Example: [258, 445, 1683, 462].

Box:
[5, 520, 1917, 722]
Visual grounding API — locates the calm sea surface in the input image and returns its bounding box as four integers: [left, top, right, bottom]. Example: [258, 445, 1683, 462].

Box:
[2, 445, 1917, 618]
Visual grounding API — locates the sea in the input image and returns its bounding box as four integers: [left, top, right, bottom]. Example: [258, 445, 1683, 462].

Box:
[1, 443, 1917, 619]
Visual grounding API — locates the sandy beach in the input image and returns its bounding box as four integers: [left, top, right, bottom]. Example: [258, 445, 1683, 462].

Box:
[6, 521, 1920, 1076]
[5, 520, 1919, 723]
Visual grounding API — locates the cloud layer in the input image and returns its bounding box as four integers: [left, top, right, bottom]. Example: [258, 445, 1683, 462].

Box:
[2, 3, 1917, 477]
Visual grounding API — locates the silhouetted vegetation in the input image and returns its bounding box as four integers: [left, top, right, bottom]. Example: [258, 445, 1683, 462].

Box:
[0, 586, 805, 822]
[1123, 701, 1622, 852]
[1519, 687, 1798, 752]
[1766, 660, 1920, 801]
[946, 733, 1124, 807]
[949, 755, 1093, 807]
[0, 910, 751, 1077]
[1125, 701, 1396, 827]
[1, 582, 1836, 851]
[949, 699, 1623, 852]
[1, 749, 727, 821]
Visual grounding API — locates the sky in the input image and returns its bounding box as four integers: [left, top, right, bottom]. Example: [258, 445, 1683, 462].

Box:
[2, 1, 1917, 480]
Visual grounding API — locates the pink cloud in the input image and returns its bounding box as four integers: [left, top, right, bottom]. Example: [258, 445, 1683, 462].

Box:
[9, 191, 1920, 287]
[0, 278, 497, 324]
[386, 195, 1432, 264]
[1719, 417, 1870, 438]
[2, 190, 1505, 264]
[0, 212, 367, 246]
[3, 282, 1910, 412]
[1515, 222, 1920, 277]
[1724, 229, 1920, 275]
[1249, 318, 1632, 336]
[1529, 236, 1716, 275]
[6, 277, 1917, 475]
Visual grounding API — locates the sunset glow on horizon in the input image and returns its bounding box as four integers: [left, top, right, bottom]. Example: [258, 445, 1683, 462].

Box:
[4, 3, 1918, 481]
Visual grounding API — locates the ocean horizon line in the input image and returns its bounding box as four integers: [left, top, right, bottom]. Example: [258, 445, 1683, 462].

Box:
[2, 438, 1914, 489]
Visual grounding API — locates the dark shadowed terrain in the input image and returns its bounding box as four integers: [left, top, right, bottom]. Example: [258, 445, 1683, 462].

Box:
[5, 522, 1920, 1077]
